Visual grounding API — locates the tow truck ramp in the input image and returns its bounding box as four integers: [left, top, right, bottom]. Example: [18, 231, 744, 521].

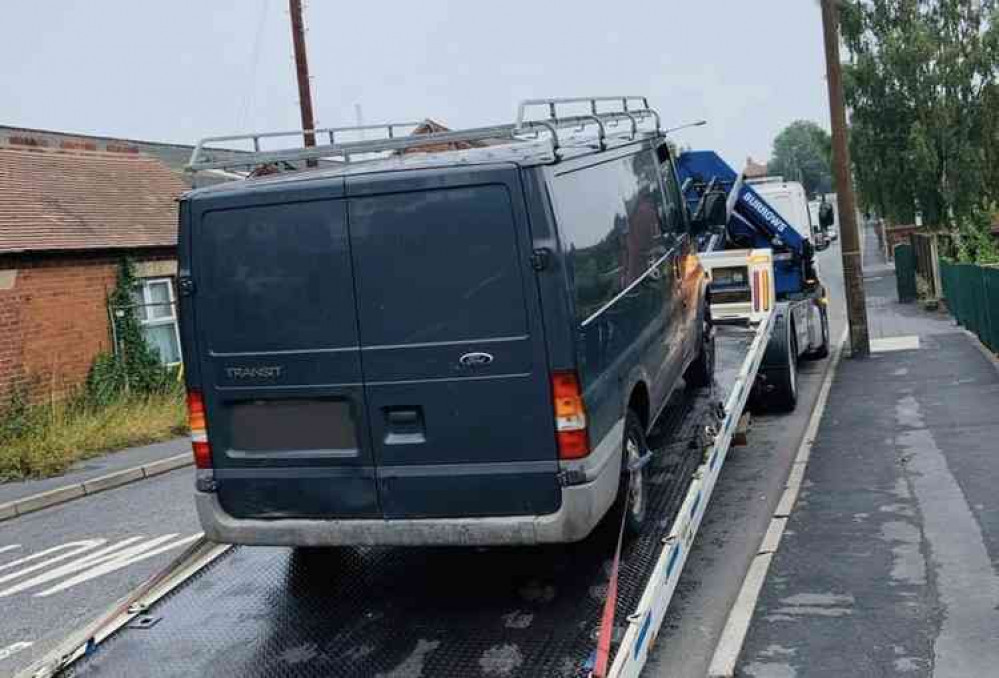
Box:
[26, 312, 775, 678]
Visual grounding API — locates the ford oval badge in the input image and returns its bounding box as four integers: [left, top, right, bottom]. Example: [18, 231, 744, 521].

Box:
[459, 352, 494, 368]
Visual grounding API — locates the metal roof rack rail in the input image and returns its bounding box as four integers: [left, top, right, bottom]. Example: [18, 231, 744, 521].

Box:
[186, 96, 662, 173]
[515, 96, 660, 151]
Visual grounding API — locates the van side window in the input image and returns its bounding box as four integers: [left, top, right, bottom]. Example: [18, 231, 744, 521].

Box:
[554, 151, 666, 323]
[656, 144, 686, 236]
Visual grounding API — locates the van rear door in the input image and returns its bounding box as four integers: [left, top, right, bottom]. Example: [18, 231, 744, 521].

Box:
[347, 168, 560, 519]
[192, 181, 380, 519]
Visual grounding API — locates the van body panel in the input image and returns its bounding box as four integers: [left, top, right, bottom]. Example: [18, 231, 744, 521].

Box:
[549, 145, 685, 442]
[190, 182, 381, 519]
[521, 168, 577, 372]
[346, 168, 560, 519]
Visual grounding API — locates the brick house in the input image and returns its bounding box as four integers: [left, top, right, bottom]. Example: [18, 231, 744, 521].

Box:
[0, 145, 188, 404]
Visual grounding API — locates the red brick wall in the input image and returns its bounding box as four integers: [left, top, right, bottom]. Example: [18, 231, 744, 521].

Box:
[0, 249, 175, 405]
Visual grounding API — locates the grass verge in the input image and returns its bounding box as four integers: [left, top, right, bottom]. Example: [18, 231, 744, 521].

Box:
[0, 390, 187, 482]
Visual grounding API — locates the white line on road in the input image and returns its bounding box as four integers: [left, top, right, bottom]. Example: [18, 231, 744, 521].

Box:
[708, 327, 848, 677]
[37, 533, 201, 597]
[0, 641, 33, 662]
[0, 545, 20, 556]
[0, 538, 142, 596]
[0, 540, 105, 583]
[0, 534, 201, 598]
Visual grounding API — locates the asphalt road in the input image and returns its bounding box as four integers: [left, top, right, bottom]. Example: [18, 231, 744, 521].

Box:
[0, 241, 848, 678]
[0, 467, 199, 676]
[646, 239, 848, 677]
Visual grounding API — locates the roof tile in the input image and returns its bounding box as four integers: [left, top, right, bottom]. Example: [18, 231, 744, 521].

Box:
[0, 147, 186, 254]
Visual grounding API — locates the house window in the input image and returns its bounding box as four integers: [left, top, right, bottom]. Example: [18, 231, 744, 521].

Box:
[131, 278, 182, 365]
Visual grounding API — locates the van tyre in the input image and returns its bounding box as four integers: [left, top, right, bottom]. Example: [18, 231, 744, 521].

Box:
[766, 314, 798, 412]
[614, 410, 649, 537]
[685, 305, 715, 390]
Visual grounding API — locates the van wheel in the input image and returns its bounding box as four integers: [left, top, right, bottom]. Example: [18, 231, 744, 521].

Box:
[685, 306, 715, 390]
[613, 410, 649, 537]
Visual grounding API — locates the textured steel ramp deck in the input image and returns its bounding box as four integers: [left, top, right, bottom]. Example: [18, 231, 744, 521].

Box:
[58, 328, 759, 678]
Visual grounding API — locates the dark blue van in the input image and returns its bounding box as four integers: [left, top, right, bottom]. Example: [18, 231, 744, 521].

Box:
[179, 98, 713, 546]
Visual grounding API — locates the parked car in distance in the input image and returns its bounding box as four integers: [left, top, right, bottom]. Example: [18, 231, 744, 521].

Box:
[179, 100, 713, 547]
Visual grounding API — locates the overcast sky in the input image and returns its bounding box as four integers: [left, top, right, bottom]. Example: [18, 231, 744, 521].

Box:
[2, 1, 831, 166]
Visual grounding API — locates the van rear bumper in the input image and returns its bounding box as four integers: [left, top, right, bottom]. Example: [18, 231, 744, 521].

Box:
[195, 446, 622, 547]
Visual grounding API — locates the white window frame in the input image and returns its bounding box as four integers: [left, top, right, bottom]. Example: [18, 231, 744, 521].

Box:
[134, 277, 182, 367]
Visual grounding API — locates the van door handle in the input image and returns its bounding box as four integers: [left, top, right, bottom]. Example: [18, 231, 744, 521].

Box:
[386, 408, 420, 427]
[384, 407, 426, 445]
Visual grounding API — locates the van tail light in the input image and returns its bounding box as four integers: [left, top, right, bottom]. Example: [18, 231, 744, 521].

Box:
[187, 389, 212, 469]
[552, 371, 590, 460]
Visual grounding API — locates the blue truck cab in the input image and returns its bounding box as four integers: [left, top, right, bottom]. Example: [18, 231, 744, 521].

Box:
[179, 98, 712, 546]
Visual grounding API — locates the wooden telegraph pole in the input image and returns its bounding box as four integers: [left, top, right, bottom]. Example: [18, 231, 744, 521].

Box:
[821, 0, 870, 357]
[288, 0, 317, 167]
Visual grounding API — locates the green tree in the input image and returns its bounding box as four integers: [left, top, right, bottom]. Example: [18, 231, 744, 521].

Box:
[840, 0, 999, 261]
[768, 120, 833, 197]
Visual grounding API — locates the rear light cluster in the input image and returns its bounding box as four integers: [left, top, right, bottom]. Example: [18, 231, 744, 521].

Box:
[551, 371, 590, 459]
[752, 269, 772, 313]
[187, 390, 212, 469]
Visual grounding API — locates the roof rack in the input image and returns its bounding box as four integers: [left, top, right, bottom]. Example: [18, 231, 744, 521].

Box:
[186, 96, 662, 173]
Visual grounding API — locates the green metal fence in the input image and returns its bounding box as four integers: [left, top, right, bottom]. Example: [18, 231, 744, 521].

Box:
[895, 243, 918, 303]
[940, 260, 999, 353]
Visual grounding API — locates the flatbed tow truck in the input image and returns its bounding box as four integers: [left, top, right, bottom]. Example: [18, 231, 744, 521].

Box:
[20, 107, 830, 678]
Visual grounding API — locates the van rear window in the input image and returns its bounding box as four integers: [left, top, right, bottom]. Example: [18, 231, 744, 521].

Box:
[197, 200, 357, 354]
[349, 185, 527, 346]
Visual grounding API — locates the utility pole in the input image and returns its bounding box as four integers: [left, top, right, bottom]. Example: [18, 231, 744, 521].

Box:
[821, 0, 870, 358]
[288, 0, 317, 167]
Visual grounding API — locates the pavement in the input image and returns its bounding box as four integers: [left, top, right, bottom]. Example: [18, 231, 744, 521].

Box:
[736, 228, 999, 677]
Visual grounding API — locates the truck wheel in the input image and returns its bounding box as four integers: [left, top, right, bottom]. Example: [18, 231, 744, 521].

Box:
[807, 306, 830, 360]
[613, 410, 649, 537]
[685, 306, 715, 389]
[767, 316, 798, 412]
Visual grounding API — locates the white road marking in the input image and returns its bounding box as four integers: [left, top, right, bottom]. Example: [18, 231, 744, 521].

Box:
[0, 540, 105, 583]
[0, 538, 144, 596]
[0, 641, 33, 661]
[37, 533, 200, 596]
[0, 545, 21, 555]
[0, 534, 201, 598]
